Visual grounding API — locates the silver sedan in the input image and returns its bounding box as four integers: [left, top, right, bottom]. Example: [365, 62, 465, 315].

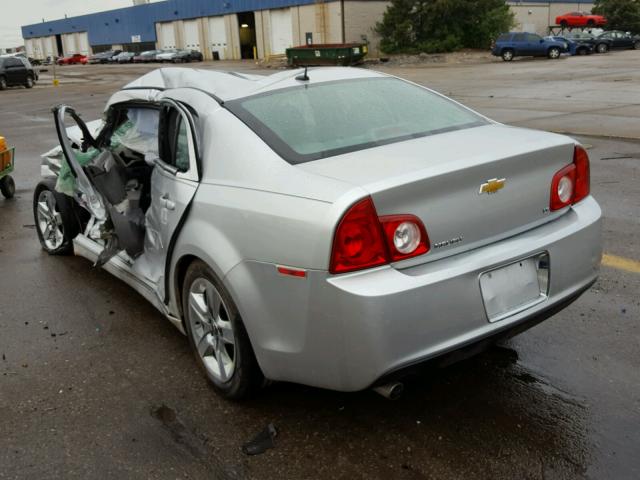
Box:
[34, 67, 602, 399]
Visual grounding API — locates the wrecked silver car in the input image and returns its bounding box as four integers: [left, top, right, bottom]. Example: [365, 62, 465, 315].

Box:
[34, 67, 602, 399]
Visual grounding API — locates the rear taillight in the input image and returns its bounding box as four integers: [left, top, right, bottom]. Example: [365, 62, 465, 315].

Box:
[573, 145, 590, 202]
[550, 145, 590, 211]
[329, 197, 429, 274]
[379, 215, 430, 262]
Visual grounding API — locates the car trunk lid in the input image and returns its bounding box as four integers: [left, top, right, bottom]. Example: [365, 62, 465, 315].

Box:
[298, 124, 576, 268]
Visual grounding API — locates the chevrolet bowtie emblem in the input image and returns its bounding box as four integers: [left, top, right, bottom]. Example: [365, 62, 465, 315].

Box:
[479, 178, 506, 195]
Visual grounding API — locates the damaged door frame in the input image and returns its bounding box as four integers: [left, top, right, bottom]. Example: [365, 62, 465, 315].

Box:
[52, 98, 202, 332]
[53, 105, 107, 222]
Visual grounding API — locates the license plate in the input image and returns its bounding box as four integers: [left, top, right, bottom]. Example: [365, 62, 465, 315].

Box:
[480, 254, 548, 322]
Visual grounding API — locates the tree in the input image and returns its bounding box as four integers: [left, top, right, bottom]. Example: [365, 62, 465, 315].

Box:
[376, 0, 515, 54]
[593, 0, 640, 32]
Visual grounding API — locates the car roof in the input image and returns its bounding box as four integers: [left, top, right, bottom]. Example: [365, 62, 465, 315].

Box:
[122, 67, 387, 102]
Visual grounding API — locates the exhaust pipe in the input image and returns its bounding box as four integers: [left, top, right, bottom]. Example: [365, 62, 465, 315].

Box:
[373, 382, 404, 400]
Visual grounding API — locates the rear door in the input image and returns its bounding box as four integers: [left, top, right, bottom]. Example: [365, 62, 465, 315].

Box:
[512, 33, 527, 55]
[4, 58, 26, 85]
[619, 33, 633, 48]
[526, 33, 544, 55]
[135, 99, 199, 300]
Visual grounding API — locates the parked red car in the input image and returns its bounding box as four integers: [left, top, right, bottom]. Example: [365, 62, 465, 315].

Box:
[57, 54, 88, 65]
[555, 12, 607, 28]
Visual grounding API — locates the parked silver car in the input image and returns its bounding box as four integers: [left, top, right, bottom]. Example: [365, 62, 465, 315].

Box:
[34, 67, 602, 399]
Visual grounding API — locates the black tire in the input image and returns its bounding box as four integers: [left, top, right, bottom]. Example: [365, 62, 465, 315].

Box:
[634, 41, 640, 50]
[560, 20, 568, 29]
[548, 47, 561, 59]
[501, 49, 514, 61]
[0, 175, 15, 198]
[587, 20, 595, 27]
[596, 43, 609, 53]
[25, 75, 34, 88]
[182, 260, 264, 400]
[33, 179, 79, 255]
[577, 47, 588, 55]
[0, 76, 6, 90]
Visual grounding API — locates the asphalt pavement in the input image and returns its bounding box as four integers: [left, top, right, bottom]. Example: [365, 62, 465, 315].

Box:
[0, 56, 639, 479]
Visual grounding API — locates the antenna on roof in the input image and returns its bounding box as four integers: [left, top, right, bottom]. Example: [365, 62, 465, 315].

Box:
[295, 66, 309, 82]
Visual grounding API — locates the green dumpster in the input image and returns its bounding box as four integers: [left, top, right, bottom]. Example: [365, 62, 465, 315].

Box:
[286, 43, 368, 67]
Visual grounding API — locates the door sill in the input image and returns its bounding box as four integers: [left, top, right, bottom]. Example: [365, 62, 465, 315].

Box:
[73, 234, 185, 335]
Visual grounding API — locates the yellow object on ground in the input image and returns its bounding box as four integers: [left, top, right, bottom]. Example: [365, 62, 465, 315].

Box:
[602, 253, 640, 274]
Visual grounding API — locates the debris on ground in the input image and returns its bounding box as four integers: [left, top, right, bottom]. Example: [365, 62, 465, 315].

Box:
[242, 423, 278, 456]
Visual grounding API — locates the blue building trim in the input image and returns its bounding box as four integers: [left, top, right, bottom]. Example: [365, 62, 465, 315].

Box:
[22, 0, 317, 46]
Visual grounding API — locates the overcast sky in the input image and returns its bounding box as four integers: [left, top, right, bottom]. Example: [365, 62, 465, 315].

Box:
[1, 1, 159, 49]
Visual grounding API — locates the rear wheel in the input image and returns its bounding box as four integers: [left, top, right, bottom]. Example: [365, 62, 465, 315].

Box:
[182, 260, 264, 400]
[596, 43, 609, 53]
[560, 20, 568, 29]
[634, 41, 640, 50]
[0, 175, 15, 198]
[25, 75, 34, 88]
[33, 180, 78, 255]
[577, 47, 588, 55]
[501, 49, 514, 61]
[548, 47, 561, 59]
[587, 19, 595, 27]
[0, 76, 6, 90]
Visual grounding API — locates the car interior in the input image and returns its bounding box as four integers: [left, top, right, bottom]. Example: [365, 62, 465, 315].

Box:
[59, 102, 188, 265]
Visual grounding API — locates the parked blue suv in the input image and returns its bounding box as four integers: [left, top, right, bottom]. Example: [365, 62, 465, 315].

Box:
[492, 32, 567, 61]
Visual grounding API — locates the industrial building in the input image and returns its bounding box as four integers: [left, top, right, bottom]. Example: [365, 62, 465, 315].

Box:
[21, 0, 390, 61]
[21, 0, 596, 61]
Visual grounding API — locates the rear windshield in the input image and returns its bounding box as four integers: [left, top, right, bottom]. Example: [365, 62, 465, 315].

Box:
[226, 77, 487, 164]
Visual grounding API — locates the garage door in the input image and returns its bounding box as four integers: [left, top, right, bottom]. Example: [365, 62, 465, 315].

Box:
[184, 20, 201, 51]
[77, 32, 90, 55]
[158, 22, 176, 49]
[25, 39, 35, 58]
[62, 33, 77, 55]
[207, 16, 228, 60]
[43, 36, 55, 58]
[35, 38, 46, 59]
[270, 8, 293, 55]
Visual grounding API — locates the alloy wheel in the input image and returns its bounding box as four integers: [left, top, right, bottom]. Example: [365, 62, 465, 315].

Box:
[36, 190, 64, 250]
[188, 278, 236, 383]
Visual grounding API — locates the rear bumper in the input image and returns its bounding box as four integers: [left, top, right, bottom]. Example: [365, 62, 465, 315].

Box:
[226, 196, 602, 392]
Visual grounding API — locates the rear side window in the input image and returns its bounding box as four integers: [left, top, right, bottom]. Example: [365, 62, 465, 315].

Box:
[497, 34, 511, 42]
[227, 77, 487, 164]
[513, 33, 526, 41]
[160, 108, 190, 172]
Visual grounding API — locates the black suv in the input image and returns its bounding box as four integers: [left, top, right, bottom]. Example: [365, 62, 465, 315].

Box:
[0, 56, 37, 90]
